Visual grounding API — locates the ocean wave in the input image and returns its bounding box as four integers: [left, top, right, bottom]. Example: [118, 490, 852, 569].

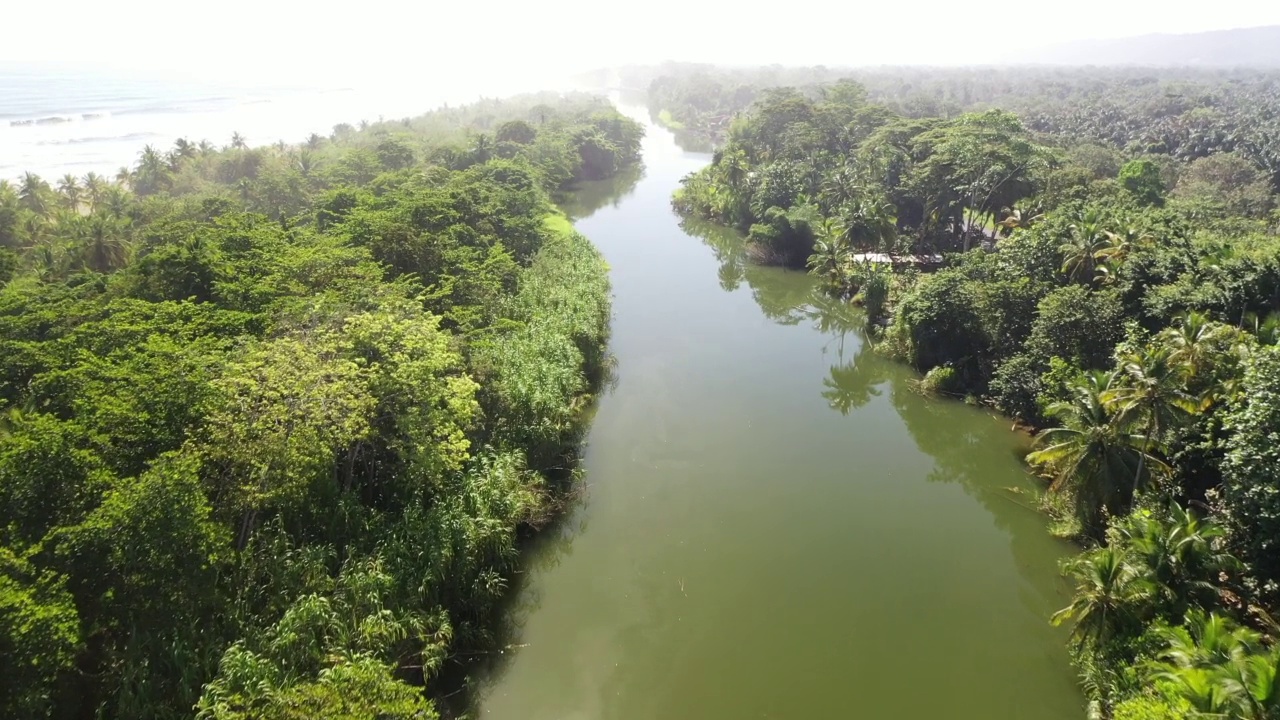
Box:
[35, 132, 162, 146]
[8, 114, 77, 127]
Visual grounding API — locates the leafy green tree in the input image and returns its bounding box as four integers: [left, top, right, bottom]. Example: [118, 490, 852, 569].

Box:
[51, 452, 229, 717]
[201, 334, 375, 547]
[1025, 286, 1126, 371]
[1220, 346, 1280, 605]
[0, 413, 113, 547]
[1119, 159, 1167, 207]
[0, 548, 80, 719]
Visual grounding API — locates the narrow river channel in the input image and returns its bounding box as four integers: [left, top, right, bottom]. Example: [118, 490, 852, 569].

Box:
[474, 106, 1084, 719]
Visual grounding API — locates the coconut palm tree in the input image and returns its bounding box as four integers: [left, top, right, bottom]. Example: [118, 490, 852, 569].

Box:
[996, 203, 1045, 237]
[1028, 370, 1163, 534]
[18, 172, 50, 216]
[230, 132, 247, 150]
[134, 145, 171, 195]
[1059, 211, 1116, 285]
[819, 164, 865, 212]
[295, 150, 316, 177]
[719, 148, 749, 191]
[807, 218, 853, 287]
[78, 215, 129, 273]
[1161, 311, 1229, 379]
[57, 174, 82, 212]
[1114, 505, 1236, 616]
[1150, 612, 1280, 719]
[471, 133, 493, 163]
[1105, 345, 1200, 492]
[81, 172, 107, 211]
[1053, 547, 1153, 648]
[20, 214, 49, 248]
[1093, 226, 1152, 282]
[839, 195, 898, 252]
[115, 166, 133, 188]
[31, 240, 67, 279]
[172, 137, 197, 164]
[99, 185, 133, 222]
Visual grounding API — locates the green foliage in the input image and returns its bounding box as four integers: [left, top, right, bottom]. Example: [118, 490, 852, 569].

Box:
[1113, 691, 1194, 720]
[648, 62, 1280, 720]
[919, 366, 963, 396]
[1027, 286, 1127, 371]
[1220, 346, 1280, 605]
[885, 268, 983, 374]
[1120, 159, 1168, 207]
[0, 549, 80, 719]
[0, 94, 630, 717]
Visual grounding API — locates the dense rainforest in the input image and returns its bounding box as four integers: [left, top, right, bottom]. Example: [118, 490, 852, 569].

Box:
[668, 68, 1280, 718]
[0, 93, 643, 719]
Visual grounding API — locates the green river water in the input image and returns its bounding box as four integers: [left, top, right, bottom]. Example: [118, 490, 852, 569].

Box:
[474, 107, 1084, 719]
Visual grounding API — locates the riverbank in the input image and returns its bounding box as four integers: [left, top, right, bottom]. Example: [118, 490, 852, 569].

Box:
[471, 104, 1082, 720]
[0, 95, 639, 719]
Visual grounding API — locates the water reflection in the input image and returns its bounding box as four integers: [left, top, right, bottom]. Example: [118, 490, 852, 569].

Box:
[558, 162, 645, 221]
[681, 208, 1075, 614]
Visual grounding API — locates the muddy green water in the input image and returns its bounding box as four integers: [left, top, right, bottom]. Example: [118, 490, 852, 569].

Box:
[474, 109, 1083, 719]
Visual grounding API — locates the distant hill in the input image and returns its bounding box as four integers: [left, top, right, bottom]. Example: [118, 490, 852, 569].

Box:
[1018, 25, 1280, 67]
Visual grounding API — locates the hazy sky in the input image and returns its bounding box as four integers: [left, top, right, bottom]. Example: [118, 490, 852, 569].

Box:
[8, 0, 1280, 86]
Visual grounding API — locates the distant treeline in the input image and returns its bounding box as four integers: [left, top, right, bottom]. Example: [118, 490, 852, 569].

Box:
[629, 63, 1280, 185]
[0, 94, 642, 718]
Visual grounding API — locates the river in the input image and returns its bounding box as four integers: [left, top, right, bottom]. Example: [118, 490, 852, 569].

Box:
[473, 106, 1084, 719]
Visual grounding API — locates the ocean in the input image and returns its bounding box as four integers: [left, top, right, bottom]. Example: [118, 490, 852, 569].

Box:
[0, 65, 569, 180]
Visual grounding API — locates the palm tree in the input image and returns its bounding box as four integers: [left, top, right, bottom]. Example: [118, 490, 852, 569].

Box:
[295, 150, 316, 177]
[1105, 345, 1199, 492]
[997, 203, 1045, 237]
[819, 165, 864, 212]
[134, 145, 171, 195]
[230, 132, 247, 150]
[1242, 311, 1280, 347]
[115, 166, 133, 188]
[1114, 505, 1236, 616]
[838, 195, 898, 252]
[305, 133, 324, 150]
[57, 174, 82, 212]
[1150, 612, 1280, 719]
[471, 133, 492, 163]
[168, 138, 196, 170]
[1161, 311, 1228, 379]
[1052, 547, 1153, 648]
[807, 218, 853, 287]
[31, 240, 67, 279]
[18, 172, 50, 216]
[1028, 370, 1162, 534]
[719, 148, 749, 191]
[81, 172, 107, 211]
[1059, 211, 1116, 285]
[1093, 226, 1152, 282]
[78, 215, 129, 273]
[101, 185, 132, 220]
[20, 214, 49, 249]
